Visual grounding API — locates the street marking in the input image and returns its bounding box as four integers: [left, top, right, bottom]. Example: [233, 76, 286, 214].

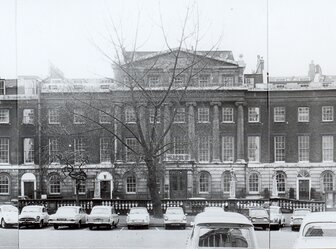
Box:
[120, 227, 125, 231]
[155, 227, 160, 231]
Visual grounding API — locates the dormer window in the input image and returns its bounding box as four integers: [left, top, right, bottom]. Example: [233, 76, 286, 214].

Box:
[148, 76, 159, 87]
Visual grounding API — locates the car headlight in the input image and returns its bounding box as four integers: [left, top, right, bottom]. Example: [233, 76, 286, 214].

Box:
[164, 217, 168, 221]
[251, 218, 256, 222]
[183, 216, 186, 220]
[36, 216, 40, 221]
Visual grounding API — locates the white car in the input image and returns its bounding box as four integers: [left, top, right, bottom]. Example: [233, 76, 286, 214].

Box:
[268, 206, 285, 230]
[19, 205, 49, 228]
[293, 211, 336, 249]
[127, 207, 150, 229]
[187, 211, 258, 249]
[87, 205, 119, 230]
[203, 206, 225, 214]
[0, 205, 18, 228]
[290, 208, 311, 231]
[164, 207, 187, 229]
[48, 206, 87, 229]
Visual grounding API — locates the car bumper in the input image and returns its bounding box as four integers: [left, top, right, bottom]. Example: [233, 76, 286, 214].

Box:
[49, 220, 79, 226]
[87, 221, 111, 225]
[164, 220, 187, 226]
[19, 221, 39, 225]
[252, 222, 269, 227]
[127, 221, 149, 226]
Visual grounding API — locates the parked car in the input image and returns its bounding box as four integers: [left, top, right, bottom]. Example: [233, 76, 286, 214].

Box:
[126, 207, 150, 229]
[186, 211, 258, 249]
[164, 207, 187, 229]
[87, 205, 119, 230]
[48, 206, 87, 229]
[19, 205, 49, 228]
[268, 206, 285, 230]
[0, 205, 18, 228]
[293, 211, 336, 249]
[290, 208, 311, 231]
[246, 207, 270, 230]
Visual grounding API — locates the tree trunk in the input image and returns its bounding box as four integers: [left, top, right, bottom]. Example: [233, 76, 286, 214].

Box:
[146, 158, 163, 218]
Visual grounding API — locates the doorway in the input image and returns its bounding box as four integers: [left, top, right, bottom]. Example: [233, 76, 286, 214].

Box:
[298, 179, 310, 200]
[100, 180, 111, 199]
[24, 182, 34, 199]
[21, 173, 36, 199]
[169, 170, 187, 199]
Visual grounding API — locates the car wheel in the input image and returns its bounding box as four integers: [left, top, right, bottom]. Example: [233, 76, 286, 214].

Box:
[77, 222, 81, 229]
[114, 220, 119, 228]
[53, 225, 58, 230]
[263, 225, 267, 230]
[145, 225, 149, 229]
[1, 218, 7, 228]
[182, 225, 186, 230]
[164, 224, 168, 230]
[89, 225, 93, 230]
[127, 225, 132, 230]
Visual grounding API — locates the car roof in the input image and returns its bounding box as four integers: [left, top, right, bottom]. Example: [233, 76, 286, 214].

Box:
[130, 207, 147, 209]
[58, 206, 81, 209]
[301, 212, 336, 224]
[92, 205, 111, 208]
[194, 211, 252, 226]
[22, 205, 44, 208]
[294, 208, 311, 211]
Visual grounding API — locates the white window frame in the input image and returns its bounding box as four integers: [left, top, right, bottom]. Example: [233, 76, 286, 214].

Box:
[222, 107, 234, 123]
[199, 74, 210, 87]
[48, 138, 59, 164]
[274, 136, 285, 162]
[100, 137, 111, 163]
[249, 172, 260, 194]
[0, 174, 9, 195]
[222, 75, 234, 86]
[48, 109, 60, 124]
[276, 172, 286, 193]
[173, 108, 186, 123]
[248, 136, 260, 162]
[23, 138, 34, 164]
[173, 136, 187, 155]
[298, 107, 309, 122]
[222, 136, 234, 162]
[198, 172, 210, 193]
[322, 135, 334, 162]
[0, 138, 9, 164]
[73, 109, 85, 124]
[197, 107, 210, 123]
[99, 108, 111, 124]
[125, 107, 136, 123]
[0, 109, 9, 124]
[49, 175, 61, 194]
[149, 108, 161, 124]
[322, 172, 333, 192]
[74, 138, 85, 163]
[76, 180, 86, 195]
[298, 135, 310, 162]
[222, 171, 231, 193]
[198, 136, 210, 162]
[148, 75, 160, 87]
[22, 109, 34, 124]
[322, 106, 334, 122]
[248, 107, 260, 123]
[274, 107, 285, 122]
[126, 175, 136, 194]
[125, 138, 139, 162]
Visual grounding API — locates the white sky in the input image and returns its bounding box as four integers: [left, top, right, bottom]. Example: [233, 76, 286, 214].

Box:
[0, 0, 335, 79]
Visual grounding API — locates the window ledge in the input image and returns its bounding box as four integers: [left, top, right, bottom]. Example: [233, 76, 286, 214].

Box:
[221, 121, 235, 124]
[197, 121, 210, 124]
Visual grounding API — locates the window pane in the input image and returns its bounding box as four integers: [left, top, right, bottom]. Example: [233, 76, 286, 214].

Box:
[100, 138, 111, 162]
[298, 107, 309, 122]
[126, 175, 136, 193]
[222, 136, 234, 162]
[248, 136, 260, 162]
[49, 175, 61, 194]
[222, 107, 234, 122]
[198, 136, 210, 162]
[322, 106, 333, 122]
[276, 172, 286, 192]
[323, 173, 333, 191]
[125, 107, 136, 123]
[125, 138, 140, 162]
[274, 107, 285, 122]
[199, 173, 210, 193]
[298, 136, 310, 161]
[48, 109, 60, 124]
[274, 136, 285, 162]
[0, 109, 9, 123]
[23, 109, 34, 124]
[0, 175, 9, 194]
[173, 108, 186, 123]
[49, 138, 59, 163]
[0, 138, 9, 164]
[248, 108, 260, 122]
[24, 138, 34, 164]
[198, 108, 209, 123]
[223, 172, 231, 193]
[322, 136, 333, 161]
[249, 173, 259, 192]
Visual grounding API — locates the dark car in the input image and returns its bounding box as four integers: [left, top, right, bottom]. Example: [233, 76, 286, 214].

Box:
[244, 207, 270, 230]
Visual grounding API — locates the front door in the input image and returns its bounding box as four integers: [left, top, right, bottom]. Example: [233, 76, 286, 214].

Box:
[298, 179, 310, 200]
[24, 182, 34, 199]
[169, 170, 187, 199]
[100, 180, 111, 199]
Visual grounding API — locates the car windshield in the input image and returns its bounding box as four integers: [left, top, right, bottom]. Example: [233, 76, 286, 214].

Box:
[22, 207, 41, 213]
[166, 208, 183, 214]
[2, 206, 18, 212]
[303, 223, 336, 237]
[57, 207, 78, 215]
[197, 223, 255, 248]
[91, 207, 110, 214]
[250, 209, 267, 217]
[130, 208, 147, 214]
[294, 210, 310, 216]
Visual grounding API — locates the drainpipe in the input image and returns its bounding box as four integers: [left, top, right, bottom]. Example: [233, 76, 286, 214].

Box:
[37, 80, 43, 198]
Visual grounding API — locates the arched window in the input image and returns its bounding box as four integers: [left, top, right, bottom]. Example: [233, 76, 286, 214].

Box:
[249, 172, 259, 193]
[125, 174, 136, 194]
[49, 174, 61, 194]
[199, 172, 210, 193]
[322, 172, 333, 192]
[222, 171, 231, 193]
[276, 172, 286, 193]
[0, 174, 9, 194]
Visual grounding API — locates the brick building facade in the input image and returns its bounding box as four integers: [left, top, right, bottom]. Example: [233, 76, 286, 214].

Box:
[1, 51, 336, 209]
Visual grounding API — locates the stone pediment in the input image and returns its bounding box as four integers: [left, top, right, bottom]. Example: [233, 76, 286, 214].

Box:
[123, 49, 240, 69]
